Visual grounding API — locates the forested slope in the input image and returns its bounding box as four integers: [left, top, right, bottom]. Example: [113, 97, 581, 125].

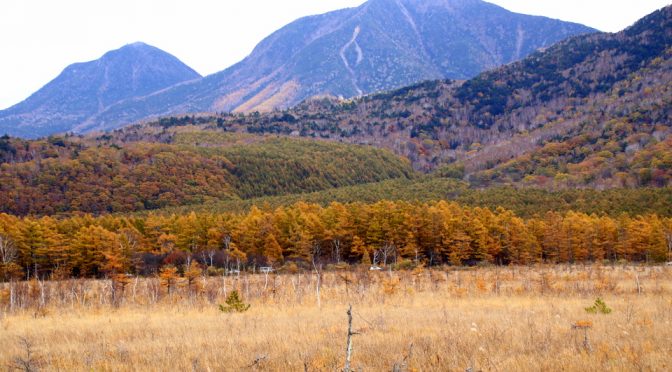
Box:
[0, 134, 413, 215]
[160, 177, 672, 219]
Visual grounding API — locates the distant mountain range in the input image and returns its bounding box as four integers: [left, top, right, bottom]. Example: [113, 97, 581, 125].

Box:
[0, 0, 594, 138]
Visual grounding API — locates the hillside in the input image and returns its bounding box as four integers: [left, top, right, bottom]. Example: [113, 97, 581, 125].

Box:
[85, 0, 593, 132]
[5, 116, 671, 218]
[0, 134, 413, 216]
[0, 42, 201, 138]
[160, 177, 672, 219]
[138, 5, 671, 189]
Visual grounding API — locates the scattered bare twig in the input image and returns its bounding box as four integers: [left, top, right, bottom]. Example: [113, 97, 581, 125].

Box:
[392, 342, 414, 372]
[246, 354, 268, 369]
[8, 337, 41, 372]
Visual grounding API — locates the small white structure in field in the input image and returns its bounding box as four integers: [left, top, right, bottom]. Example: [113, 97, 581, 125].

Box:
[369, 265, 382, 271]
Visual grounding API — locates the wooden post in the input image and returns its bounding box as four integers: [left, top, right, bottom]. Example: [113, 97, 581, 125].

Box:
[344, 304, 357, 372]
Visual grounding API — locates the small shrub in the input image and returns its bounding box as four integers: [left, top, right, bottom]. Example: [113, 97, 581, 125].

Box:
[382, 277, 400, 295]
[325, 262, 350, 271]
[585, 297, 612, 314]
[392, 259, 416, 271]
[219, 290, 250, 313]
[278, 261, 300, 274]
[206, 266, 225, 276]
[411, 265, 426, 276]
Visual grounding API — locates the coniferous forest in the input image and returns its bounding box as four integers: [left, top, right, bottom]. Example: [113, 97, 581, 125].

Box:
[1, 200, 670, 281]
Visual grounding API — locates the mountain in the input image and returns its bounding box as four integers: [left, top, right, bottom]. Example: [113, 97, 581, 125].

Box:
[113, 4, 672, 189]
[1, 5, 671, 216]
[0, 42, 201, 138]
[84, 0, 594, 133]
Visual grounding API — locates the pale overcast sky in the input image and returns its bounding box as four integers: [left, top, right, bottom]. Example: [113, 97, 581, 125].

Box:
[0, 0, 669, 109]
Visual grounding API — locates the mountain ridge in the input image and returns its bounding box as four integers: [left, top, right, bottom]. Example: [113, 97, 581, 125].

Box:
[94, 0, 592, 121]
[2, 0, 595, 137]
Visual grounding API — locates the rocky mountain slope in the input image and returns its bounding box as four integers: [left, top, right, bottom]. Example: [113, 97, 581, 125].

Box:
[85, 0, 593, 133]
[0, 42, 200, 138]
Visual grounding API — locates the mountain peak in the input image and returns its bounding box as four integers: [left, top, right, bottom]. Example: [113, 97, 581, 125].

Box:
[372, 0, 478, 5]
[100, 42, 185, 61]
[0, 43, 200, 138]
[126, 41, 150, 48]
[371, 0, 483, 13]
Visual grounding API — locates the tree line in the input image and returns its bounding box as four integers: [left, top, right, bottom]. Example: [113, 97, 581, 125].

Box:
[1, 200, 670, 281]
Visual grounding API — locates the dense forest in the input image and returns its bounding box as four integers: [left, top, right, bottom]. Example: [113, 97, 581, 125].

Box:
[161, 177, 672, 219]
[0, 201, 670, 281]
[3, 129, 670, 218]
[0, 135, 412, 215]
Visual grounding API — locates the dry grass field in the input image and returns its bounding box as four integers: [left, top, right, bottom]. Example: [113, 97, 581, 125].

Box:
[1, 265, 671, 371]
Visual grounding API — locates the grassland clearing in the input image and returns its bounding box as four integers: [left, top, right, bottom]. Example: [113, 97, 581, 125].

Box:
[1, 265, 671, 371]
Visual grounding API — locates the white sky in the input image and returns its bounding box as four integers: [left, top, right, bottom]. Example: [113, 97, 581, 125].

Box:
[0, 0, 669, 109]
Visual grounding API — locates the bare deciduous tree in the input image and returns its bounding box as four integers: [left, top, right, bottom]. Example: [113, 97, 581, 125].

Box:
[0, 233, 19, 281]
[331, 239, 342, 264]
[0, 233, 17, 266]
[372, 250, 381, 267]
[203, 249, 216, 267]
[222, 234, 232, 270]
[312, 242, 322, 309]
[381, 242, 396, 267]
